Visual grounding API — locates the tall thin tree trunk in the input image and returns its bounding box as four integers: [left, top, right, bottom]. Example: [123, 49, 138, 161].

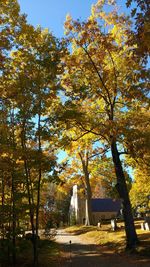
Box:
[84, 170, 92, 226]
[11, 171, 16, 266]
[11, 108, 16, 266]
[85, 190, 92, 226]
[35, 104, 42, 267]
[111, 140, 138, 249]
[1, 171, 5, 253]
[21, 121, 37, 266]
[79, 151, 93, 225]
[23, 158, 37, 266]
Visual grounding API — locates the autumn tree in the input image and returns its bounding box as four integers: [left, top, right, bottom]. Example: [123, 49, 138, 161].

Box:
[130, 167, 150, 213]
[8, 28, 61, 266]
[124, 105, 150, 166]
[41, 183, 70, 228]
[91, 156, 132, 199]
[61, 0, 149, 249]
[0, 1, 63, 266]
[59, 120, 112, 225]
[61, 139, 96, 225]
[0, 1, 31, 264]
[126, 0, 150, 59]
[124, 106, 150, 213]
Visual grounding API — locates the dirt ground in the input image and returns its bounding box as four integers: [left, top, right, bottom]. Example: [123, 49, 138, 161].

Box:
[55, 229, 150, 267]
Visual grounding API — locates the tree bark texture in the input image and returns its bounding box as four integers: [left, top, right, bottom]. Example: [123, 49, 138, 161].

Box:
[79, 151, 93, 225]
[111, 140, 138, 249]
[21, 122, 37, 266]
[11, 171, 16, 266]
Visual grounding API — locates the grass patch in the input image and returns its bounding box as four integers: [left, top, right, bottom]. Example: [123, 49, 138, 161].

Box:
[65, 225, 96, 235]
[65, 220, 150, 257]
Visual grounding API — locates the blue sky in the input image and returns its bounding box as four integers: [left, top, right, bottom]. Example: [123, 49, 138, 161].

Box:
[18, 0, 97, 37]
[18, 0, 128, 37]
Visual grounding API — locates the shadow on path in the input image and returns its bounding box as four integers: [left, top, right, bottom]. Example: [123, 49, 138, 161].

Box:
[55, 229, 150, 267]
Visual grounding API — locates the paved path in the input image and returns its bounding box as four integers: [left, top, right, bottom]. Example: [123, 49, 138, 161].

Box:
[55, 229, 150, 267]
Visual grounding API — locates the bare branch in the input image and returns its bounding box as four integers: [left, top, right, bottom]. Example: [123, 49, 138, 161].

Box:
[88, 147, 109, 160]
[118, 151, 129, 155]
[82, 46, 112, 106]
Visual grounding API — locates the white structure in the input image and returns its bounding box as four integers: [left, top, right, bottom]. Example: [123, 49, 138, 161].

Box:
[70, 185, 86, 224]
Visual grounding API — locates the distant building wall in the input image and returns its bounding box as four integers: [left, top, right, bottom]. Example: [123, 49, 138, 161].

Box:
[92, 211, 118, 224]
[78, 198, 86, 224]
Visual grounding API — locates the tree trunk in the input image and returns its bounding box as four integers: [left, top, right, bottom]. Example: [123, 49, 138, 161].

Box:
[79, 151, 93, 225]
[11, 109, 16, 266]
[11, 171, 16, 266]
[1, 171, 5, 254]
[34, 106, 42, 267]
[21, 122, 37, 266]
[84, 168, 93, 225]
[85, 189, 92, 226]
[111, 140, 138, 249]
[23, 157, 37, 267]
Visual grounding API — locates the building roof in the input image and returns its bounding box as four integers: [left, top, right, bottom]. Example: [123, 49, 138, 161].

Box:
[91, 198, 121, 212]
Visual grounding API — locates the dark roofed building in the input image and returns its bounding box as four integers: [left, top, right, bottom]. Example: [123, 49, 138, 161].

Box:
[91, 198, 121, 223]
[70, 185, 122, 225]
[91, 198, 121, 212]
